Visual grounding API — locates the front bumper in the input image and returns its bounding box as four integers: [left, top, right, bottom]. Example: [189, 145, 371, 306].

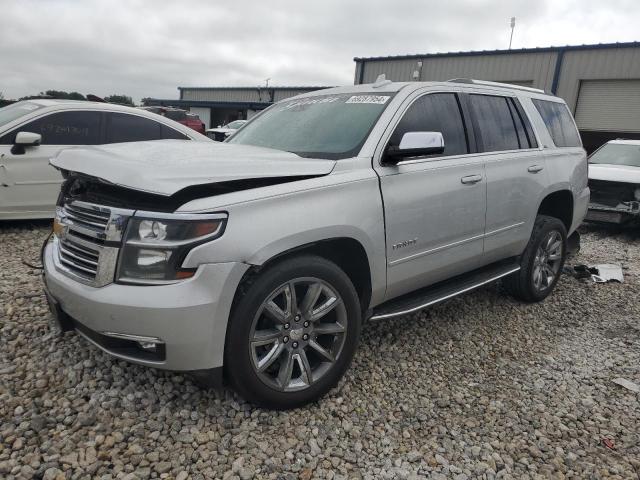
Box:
[43, 242, 249, 371]
[585, 201, 640, 224]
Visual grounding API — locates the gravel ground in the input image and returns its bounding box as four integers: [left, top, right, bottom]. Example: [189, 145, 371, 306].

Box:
[1, 221, 639, 480]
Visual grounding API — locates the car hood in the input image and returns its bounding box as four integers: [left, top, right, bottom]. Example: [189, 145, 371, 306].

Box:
[50, 140, 336, 196]
[589, 164, 640, 184]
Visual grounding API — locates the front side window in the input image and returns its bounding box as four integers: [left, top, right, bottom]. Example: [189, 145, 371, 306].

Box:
[107, 113, 162, 143]
[228, 93, 394, 159]
[589, 143, 640, 167]
[161, 125, 190, 140]
[469, 95, 520, 152]
[389, 93, 469, 157]
[532, 99, 581, 148]
[1, 111, 102, 145]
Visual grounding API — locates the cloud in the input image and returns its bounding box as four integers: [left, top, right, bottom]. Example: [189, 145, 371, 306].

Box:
[0, 0, 638, 102]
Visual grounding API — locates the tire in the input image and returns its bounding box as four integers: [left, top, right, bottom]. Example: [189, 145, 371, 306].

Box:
[224, 255, 361, 410]
[504, 215, 567, 303]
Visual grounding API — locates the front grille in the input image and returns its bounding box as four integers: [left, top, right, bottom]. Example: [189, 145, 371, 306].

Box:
[57, 236, 100, 280]
[53, 200, 134, 287]
[62, 203, 111, 232]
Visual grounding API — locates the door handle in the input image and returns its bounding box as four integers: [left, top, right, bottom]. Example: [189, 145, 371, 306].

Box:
[461, 174, 482, 184]
[527, 165, 544, 173]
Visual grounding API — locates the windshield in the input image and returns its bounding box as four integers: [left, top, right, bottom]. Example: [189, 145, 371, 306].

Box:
[228, 93, 394, 159]
[0, 102, 45, 129]
[589, 143, 640, 168]
[227, 120, 245, 129]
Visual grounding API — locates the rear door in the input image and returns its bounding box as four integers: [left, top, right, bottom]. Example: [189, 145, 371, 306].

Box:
[374, 91, 487, 300]
[469, 93, 547, 263]
[0, 110, 102, 218]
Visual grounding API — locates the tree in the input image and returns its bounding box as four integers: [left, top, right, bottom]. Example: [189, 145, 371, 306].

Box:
[140, 97, 152, 107]
[104, 95, 134, 106]
[43, 90, 86, 100]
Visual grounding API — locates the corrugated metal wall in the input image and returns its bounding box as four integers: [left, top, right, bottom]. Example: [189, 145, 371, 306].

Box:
[181, 88, 262, 102]
[556, 47, 640, 112]
[574, 80, 640, 132]
[359, 52, 557, 89]
[180, 87, 326, 103]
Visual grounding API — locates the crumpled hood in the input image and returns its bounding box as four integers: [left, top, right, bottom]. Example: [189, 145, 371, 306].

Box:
[589, 164, 640, 184]
[50, 140, 336, 196]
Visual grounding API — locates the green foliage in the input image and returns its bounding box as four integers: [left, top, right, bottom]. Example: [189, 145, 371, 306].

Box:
[104, 95, 134, 106]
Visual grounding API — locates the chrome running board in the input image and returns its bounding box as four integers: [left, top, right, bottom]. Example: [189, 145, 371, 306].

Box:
[370, 259, 520, 321]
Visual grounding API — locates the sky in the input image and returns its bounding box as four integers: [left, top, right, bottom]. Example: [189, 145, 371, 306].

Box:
[1, 0, 639, 103]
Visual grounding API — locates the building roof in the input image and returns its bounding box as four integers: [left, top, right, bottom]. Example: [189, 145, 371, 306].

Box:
[354, 41, 640, 62]
[177, 86, 333, 91]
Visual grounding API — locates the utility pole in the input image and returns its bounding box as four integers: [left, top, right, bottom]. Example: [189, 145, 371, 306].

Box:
[265, 78, 271, 88]
[509, 17, 516, 49]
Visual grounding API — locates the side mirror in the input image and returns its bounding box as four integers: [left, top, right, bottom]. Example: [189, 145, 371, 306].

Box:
[384, 132, 445, 164]
[11, 132, 42, 155]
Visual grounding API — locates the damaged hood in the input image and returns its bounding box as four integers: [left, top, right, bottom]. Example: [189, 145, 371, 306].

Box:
[50, 140, 336, 196]
[589, 164, 640, 184]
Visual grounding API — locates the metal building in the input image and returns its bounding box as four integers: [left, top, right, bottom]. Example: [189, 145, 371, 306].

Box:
[147, 86, 329, 129]
[354, 41, 640, 152]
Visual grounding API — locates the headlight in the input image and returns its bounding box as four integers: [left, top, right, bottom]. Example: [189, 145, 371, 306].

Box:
[116, 212, 226, 284]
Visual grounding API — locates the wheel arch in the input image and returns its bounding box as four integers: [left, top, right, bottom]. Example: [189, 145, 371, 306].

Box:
[240, 236, 374, 314]
[536, 188, 574, 233]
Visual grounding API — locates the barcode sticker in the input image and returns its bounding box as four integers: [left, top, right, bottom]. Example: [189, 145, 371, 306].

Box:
[345, 95, 390, 105]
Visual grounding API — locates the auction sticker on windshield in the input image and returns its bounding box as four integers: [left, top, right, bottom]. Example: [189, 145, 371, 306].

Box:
[345, 95, 390, 104]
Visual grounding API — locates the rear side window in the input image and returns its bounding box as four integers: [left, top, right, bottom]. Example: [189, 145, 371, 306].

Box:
[164, 110, 187, 122]
[532, 99, 581, 148]
[107, 113, 162, 143]
[0, 111, 102, 145]
[390, 93, 468, 156]
[161, 125, 190, 140]
[469, 95, 520, 152]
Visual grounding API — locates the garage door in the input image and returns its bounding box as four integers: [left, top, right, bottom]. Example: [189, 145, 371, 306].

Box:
[575, 80, 640, 132]
[189, 107, 211, 129]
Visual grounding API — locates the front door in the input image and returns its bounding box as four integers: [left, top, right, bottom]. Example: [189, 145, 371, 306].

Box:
[0, 110, 102, 218]
[375, 92, 487, 301]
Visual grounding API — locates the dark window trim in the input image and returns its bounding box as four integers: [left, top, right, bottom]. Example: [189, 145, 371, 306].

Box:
[468, 93, 536, 153]
[510, 98, 538, 148]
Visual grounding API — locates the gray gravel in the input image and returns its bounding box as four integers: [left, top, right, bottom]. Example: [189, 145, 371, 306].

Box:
[1, 221, 639, 479]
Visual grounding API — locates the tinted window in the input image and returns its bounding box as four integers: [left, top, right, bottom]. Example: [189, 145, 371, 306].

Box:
[532, 99, 581, 148]
[107, 113, 162, 143]
[390, 93, 468, 156]
[0, 111, 102, 145]
[470, 95, 520, 152]
[161, 125, 190, 140]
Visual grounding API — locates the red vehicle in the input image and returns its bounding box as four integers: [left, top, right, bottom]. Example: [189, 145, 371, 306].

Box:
[139, 107, 205, 134]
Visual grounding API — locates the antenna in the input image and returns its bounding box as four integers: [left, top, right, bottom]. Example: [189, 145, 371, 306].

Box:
[509, 17, 516, 49]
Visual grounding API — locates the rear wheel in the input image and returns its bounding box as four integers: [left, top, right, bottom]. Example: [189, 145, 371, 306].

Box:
[504, 215, 567, 302]
[225, 255, 361, 409]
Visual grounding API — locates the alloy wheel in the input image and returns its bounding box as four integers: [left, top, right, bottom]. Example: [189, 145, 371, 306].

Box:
[532, 230, 563, 292]
[249, 277, 348, 392]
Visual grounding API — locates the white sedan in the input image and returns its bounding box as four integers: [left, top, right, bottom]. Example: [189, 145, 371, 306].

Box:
[586, 139, 640, 225]
[0, 100, 211, 220]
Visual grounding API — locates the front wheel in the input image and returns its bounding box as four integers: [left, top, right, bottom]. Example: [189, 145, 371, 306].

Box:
[504, 215, 567, 303]
[225, 255, 361, 409]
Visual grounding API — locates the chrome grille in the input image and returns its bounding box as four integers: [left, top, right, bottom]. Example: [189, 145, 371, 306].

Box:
[53, 200, 134, 287]
[57, 236, 100, 280]
[62, 202, 111, 234]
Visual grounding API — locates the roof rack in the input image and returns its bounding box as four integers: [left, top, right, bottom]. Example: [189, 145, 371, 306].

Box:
[447, 78, 546, 94]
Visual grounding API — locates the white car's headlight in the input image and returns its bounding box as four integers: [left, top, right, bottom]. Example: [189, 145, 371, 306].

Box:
[117, 212, 227, 284]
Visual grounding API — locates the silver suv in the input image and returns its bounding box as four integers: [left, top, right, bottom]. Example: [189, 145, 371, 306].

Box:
[43, 79, 589, 409]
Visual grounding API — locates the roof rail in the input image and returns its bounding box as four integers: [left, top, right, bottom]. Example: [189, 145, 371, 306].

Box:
[447, 78, 546, 94]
